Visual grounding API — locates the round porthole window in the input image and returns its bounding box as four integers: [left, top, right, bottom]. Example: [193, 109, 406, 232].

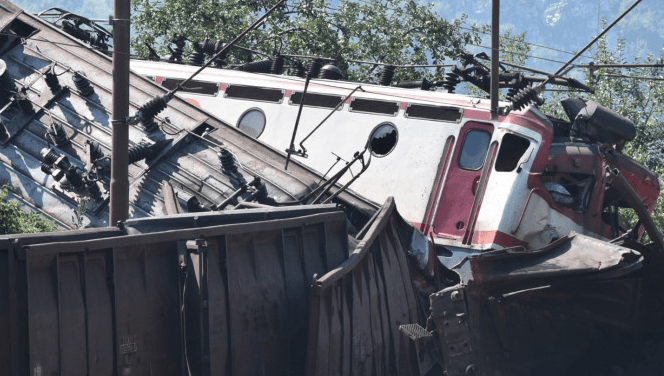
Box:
[237, 108, 266, 138]
[368, 122, 398, 157]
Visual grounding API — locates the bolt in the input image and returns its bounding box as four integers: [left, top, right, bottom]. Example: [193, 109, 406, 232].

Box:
[465, 364, 477, 376]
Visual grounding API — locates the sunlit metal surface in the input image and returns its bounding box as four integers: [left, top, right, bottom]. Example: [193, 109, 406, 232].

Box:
[0, 0, 376, 230]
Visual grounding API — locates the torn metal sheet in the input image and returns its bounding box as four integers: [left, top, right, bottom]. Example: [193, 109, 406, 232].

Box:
[467, 234, 643, 284]
[307, 197, 425, 376]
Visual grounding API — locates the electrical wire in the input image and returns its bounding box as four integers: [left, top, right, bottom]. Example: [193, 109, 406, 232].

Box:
[598, 73, 664, 81]
[459, 25, 596, 61]
[15, 11, 590, 72]
[315, 0, 598, 64]
[467, 43, 575, 65]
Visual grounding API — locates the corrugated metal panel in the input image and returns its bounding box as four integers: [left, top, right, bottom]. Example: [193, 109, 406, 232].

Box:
[306, 197, 420, 376]
[1, 206, 349, 376]
[0, 228, 123, 376]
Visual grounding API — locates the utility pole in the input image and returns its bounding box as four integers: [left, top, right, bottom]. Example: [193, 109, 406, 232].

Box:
[490, 0, 499, 119]
[110, 0, 130, 225]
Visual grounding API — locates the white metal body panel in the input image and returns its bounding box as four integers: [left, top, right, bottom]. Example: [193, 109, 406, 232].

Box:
[131, 61, 576, 249]
[130, 61, 485, 224]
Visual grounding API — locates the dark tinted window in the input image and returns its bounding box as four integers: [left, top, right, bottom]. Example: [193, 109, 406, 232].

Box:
[459, 130, 491, 170]
[495, 133, 531, 172]
[289, 92, 345, 109]
[225, 85, 284, 103]
[368, 123, 398, 157]
[160, 78, 219, 95]
[349, 98, 399, 116]
[405, 104, 463, 122]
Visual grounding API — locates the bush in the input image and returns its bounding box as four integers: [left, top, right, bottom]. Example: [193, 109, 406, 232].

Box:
[0, 185, 56, 235]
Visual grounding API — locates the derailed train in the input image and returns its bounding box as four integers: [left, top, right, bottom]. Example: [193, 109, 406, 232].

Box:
[0, 1, 663, 375]
[131, 40, 664, 375]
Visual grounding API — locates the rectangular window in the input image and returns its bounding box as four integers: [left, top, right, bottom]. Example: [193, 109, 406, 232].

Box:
[224, 85, 284, 103]
[160, 78, 220, 96]
[349, 98, 400, 116]
[405, 104, 463, 123]
[289, 92, 345, 109]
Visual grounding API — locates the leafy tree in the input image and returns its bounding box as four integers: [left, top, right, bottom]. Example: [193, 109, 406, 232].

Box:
[131, 0, 483, 82]
[0, 185, 56, 235]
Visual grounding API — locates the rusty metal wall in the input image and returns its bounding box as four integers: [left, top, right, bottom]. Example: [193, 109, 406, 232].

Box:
[306, 197, 421, 376]
[0, 229, 123, 376]
[0, 207, 349, 376]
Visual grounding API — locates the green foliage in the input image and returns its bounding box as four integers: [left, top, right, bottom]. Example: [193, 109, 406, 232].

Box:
[499, 29, 531, 67]
[0, 185, 56, 235]
[71, 198, 89, 229]
[131, 0, 483, 83]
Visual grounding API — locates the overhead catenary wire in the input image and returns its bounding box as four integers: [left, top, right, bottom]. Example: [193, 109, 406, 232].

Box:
[549, 0, 642, 80]
[505, 0, 643, 112]
[468, 43, 576, 65]
[577, 63, 664, 69]
[598, 73, 664, 81]
[26, 4, 650, 80]
[459, 25, 596, 61]
[345, 58, 454, 69]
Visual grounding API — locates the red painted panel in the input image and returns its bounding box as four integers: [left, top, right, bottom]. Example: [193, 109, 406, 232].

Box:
[431, 122, 494, 239]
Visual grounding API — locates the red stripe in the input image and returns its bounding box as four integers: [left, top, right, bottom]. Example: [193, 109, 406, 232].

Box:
[411, 221, 524, 248]
[472, 231, 524, 247]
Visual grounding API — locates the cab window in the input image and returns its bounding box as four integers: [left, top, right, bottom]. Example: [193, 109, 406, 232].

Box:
[459, 130, 491, 170]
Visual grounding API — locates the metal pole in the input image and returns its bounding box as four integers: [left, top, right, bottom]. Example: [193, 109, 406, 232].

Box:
[110, 0, 130, 226]
[490, 0, 499, 119]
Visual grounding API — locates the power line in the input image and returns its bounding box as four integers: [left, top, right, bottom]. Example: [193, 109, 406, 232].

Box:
[599, 73, 664, 81]
[322, 1, 596, 67]
[467, 43, 572, 65]
[460, 25, 595, 60]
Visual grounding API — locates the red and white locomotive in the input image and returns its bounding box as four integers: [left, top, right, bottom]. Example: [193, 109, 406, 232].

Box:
[130, 59, 660, 258]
